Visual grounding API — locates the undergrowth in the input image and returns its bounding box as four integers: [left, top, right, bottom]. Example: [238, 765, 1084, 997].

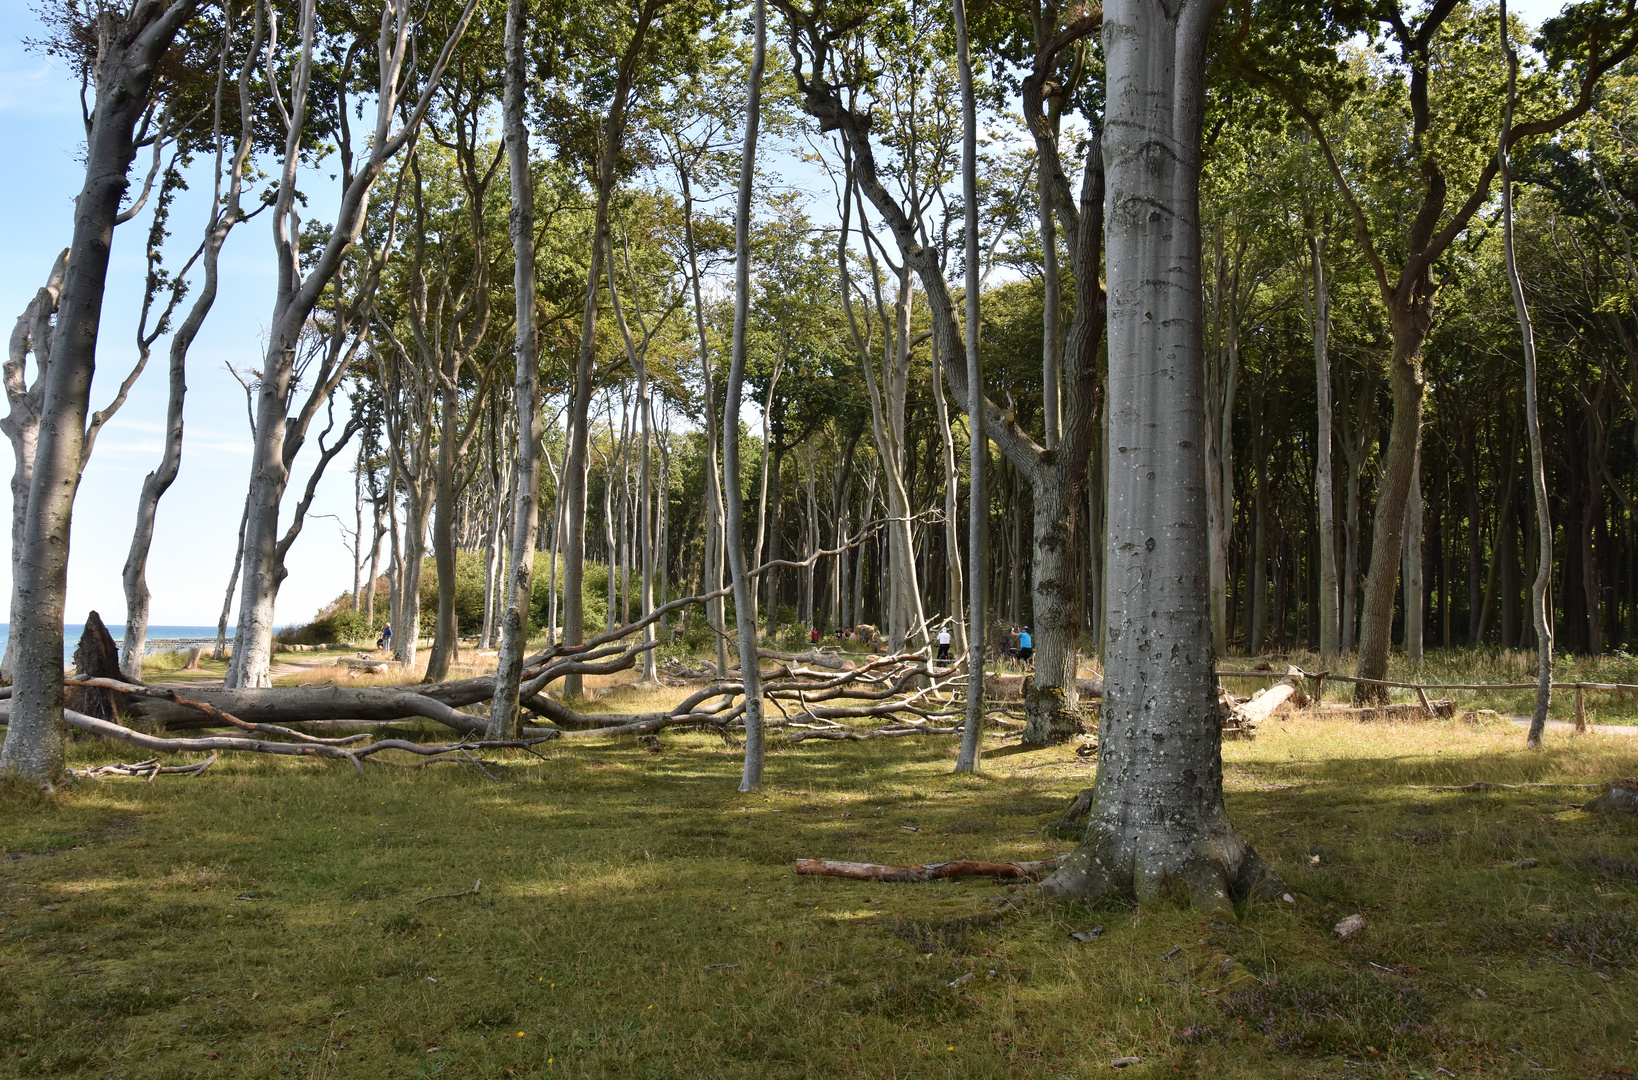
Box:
[0, 707, 1635, 1078]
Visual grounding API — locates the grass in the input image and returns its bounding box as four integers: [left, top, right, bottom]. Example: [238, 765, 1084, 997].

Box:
[1, 701, 1636, 1079]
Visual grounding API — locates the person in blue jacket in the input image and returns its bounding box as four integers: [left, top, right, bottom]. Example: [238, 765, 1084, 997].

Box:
[1017, 626, 1033, 666]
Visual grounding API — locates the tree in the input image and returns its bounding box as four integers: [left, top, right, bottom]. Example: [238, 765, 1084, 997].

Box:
[225, 0, 478, 689]
[122, 3, 266, 680]
[1, 0, 203, 783]
[729, 0, 770, 792]
[489, 0, 545, 738]
[1040, 0, 1283, 911]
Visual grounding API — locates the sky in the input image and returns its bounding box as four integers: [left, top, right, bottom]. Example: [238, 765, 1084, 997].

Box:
[0, 0, 1578, 629]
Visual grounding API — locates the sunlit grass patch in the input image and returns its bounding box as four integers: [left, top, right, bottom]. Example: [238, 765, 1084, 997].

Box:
[0, 712, 1633, 1078]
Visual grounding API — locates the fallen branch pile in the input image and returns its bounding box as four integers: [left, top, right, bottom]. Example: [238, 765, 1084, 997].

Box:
[2, 575, 992, 774]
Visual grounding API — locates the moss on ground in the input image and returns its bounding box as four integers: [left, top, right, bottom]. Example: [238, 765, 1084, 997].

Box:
[0, 709, 1635, 1078]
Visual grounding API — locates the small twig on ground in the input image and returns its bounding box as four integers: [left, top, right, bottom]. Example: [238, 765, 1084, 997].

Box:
[795, 857, 1061, 883]
[417, 880, 482, 904]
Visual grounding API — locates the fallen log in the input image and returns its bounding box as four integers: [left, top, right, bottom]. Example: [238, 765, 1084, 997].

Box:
[757, 647, 853, 671]
[1228, 665, 1307, 729]
[794, 857, 1063, 883]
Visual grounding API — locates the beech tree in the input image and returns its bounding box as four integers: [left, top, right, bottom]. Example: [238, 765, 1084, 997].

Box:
[1, 0, 203, 782]
[1040, 0, 1284, 911]
[225, 0, 479, 689]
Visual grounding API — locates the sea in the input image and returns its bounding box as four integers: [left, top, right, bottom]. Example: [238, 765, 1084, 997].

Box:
[0, 624, 238, 666]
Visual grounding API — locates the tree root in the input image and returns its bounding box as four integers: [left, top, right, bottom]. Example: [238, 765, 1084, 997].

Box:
[1038, 818, 1288, 921]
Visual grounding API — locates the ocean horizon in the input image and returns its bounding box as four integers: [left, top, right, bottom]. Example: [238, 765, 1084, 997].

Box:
[0, 624, 246, 666]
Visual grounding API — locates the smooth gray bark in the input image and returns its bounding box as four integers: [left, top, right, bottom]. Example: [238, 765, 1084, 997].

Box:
[1, 251, 68, 683]
[488, 0, 544, 739]
[677, 166, 731, 677]
[122, 19, 260, 680]
[729, 0, 768, 792]
[2, 0, 200, 782]
[1040, 0, 1281, 911]
[1497, 0, 1553, 746]
[560, 6, 658, 698]
[1305, 227, 1340, 661]
[1402, 448, 1424, 664]
[954, 0, 985, 774]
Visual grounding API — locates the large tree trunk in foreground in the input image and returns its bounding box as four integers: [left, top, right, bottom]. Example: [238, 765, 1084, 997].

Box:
[2, 0, 200, 783]
[1040, 0, 1283, 914]
[487, 0, 544, 739]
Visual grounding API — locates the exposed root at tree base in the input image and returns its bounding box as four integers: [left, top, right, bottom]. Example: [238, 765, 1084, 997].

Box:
[1038, 823, 1287, 921]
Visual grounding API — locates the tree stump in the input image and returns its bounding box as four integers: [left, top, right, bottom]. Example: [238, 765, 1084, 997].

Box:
[66, 611, 126, 722]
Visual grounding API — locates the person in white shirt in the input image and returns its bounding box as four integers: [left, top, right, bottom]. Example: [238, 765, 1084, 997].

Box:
[936, 623, 953, 663]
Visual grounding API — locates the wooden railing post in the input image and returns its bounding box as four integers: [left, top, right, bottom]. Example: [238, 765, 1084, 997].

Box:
[1574, 684, 1586, 733]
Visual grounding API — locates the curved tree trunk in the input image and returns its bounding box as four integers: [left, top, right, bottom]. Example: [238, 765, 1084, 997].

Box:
[1497, 0, 1553, 746]
[1040, 0, 1282, 913]
[953, 0, 985, 773]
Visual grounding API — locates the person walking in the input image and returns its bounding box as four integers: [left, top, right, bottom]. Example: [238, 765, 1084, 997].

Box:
[936, 623, 952, 664]
[1005, 625, 1021, 666]
[1017, 626, 1033, 667]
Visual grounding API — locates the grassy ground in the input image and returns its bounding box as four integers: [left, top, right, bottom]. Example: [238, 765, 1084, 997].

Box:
[1, 703, 1636, 1079]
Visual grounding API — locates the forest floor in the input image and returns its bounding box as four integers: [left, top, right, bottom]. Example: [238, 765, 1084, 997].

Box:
[2, 674, 1636, 1079]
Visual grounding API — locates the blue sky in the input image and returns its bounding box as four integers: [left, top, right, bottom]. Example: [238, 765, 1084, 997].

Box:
[0, 0, 1575, 629]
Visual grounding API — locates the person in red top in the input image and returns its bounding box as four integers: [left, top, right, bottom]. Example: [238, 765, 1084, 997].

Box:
[810, 627, 820, 644]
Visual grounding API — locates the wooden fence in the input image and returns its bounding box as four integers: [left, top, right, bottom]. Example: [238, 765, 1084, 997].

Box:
[1214, 668, 1638, 733]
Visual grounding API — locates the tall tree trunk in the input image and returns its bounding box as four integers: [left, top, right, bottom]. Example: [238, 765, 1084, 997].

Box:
[487, 0, 543, 738]
[126, 14, 258, 681]
[1498, 0, 1553, 745]
[560, 6, 656, 698]
[930, 332, 966, 651]
[1042, 0, 1282, 912]
[1307, 225, 1340, 660]
[1, 250, 68, 682]
[954, 0, 985, 772]
[1351, 309, 1429, 700]
[678, 168, 731, 677]
[1403, 448, 1424, 664]
[3, 0, 199, 782]
[728, 0, 768, 792]
[424, 351, 463, 682]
